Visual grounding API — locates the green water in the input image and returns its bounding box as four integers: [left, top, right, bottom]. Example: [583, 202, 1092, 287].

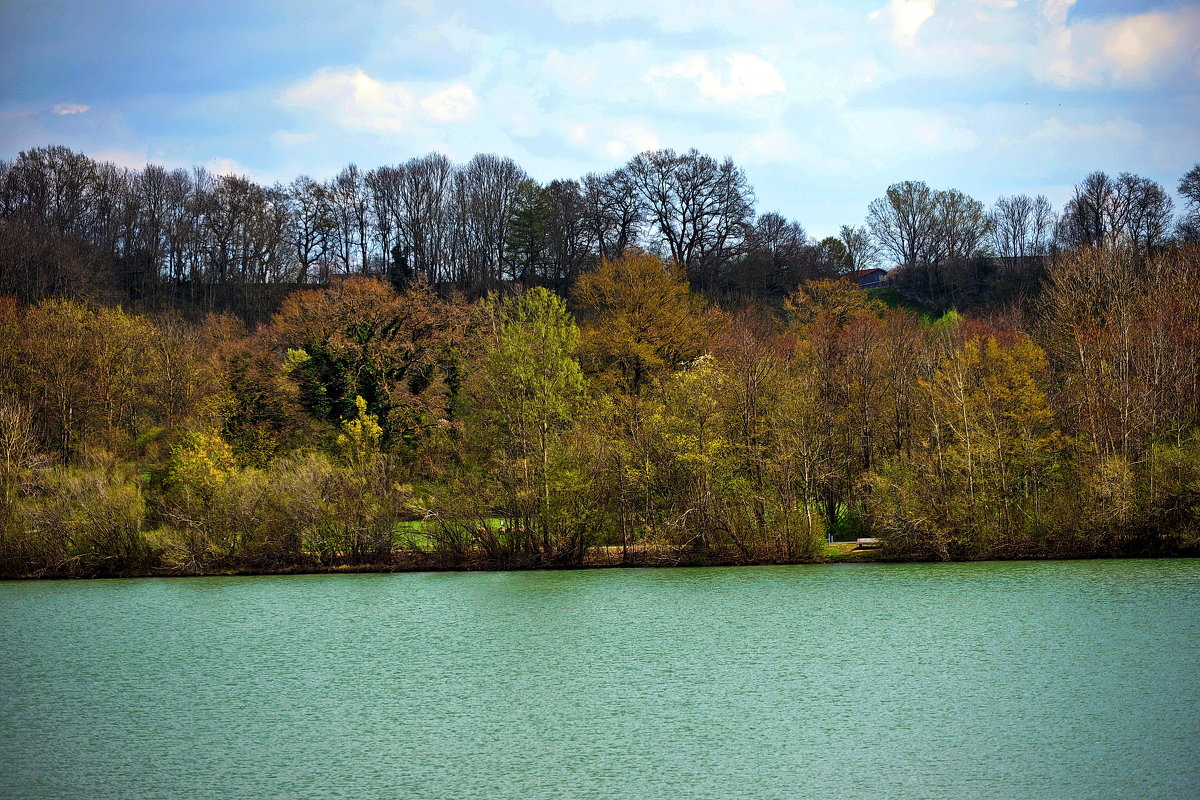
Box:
[1, 560, 1198, 799]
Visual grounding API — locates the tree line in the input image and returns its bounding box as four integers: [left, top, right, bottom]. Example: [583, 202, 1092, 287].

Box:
[0, 146, 1198, 576]
[5, 144, 1196, 320]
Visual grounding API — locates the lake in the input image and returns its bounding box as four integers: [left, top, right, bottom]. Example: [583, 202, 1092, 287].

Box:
[1, 560, 1198, 799]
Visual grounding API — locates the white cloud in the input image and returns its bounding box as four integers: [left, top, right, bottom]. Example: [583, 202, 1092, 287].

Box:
[601, 122, 660, 160]
[1102, 12, 1191, 83]
[843, 108, 981, 161]
[281, 68, 479, 133]
[206, 157, 252, 177]
[89, 149, 156, 170]
[282, 69, 413, 131]
[541, 0, 797, 35]
[852, 0, 1200, 91]
[273, 131, 316, 147]
[1041, 0, 1075, 27]
[645, 53, 786, 104]
[420, 82, 478, 122]
[870, 0, 936, 49]
[738, 130, 823, 166]
[1033, 7, 1200, 88]
[51, 103, 90, 115]
[565, 123, 589, 144]
[542, 42, 652, 104]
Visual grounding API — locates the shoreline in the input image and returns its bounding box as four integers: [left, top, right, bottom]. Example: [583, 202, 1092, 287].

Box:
[5, 545, 1197, 581]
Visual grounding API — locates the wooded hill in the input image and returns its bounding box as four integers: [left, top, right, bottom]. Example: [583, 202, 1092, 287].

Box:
[1, 146, 1198, 576]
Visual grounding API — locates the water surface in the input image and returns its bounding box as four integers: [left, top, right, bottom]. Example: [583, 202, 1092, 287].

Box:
[2, 560, 1198, 799]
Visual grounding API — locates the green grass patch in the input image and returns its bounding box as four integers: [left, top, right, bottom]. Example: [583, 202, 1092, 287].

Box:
[866, 287, 950, 325]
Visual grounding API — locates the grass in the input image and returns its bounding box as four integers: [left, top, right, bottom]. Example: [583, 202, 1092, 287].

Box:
[823, 541, 884, 563]
[866, 287, 959, 327]
[393, 517, 512, 550]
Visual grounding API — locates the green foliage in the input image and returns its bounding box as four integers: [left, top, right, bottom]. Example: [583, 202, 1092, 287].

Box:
[1, 238, 1199, 576]
[170, 430, 238, 501]
[220, 347, 302, 467]
[271, 276, 461, 452]
[505, 179, 554, 281]
[931, 308, 961, 329]
[870, 334, 1063, 559]
[464, 286, 591, 561]
[481, 286, 585, 441]
[337, 395, 384, 468]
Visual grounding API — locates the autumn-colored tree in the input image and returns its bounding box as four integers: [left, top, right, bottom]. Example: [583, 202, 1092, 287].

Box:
[649, 354, 736, 553]
[219, 335, 304, 467]
[19, 300, 162, 456]
[784, 279, 892, 535]
[712, 311, 789, 538]
[270, 276, 464, 454]
[784, 278, 883, 328]
[1040, 244, 1200, 461]
[573, 250, 710, 397]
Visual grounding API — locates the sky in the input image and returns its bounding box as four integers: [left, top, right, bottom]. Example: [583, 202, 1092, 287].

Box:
[1, 0, 1198, 238]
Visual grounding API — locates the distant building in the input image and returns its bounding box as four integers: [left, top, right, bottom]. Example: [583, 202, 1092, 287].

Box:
[844, 268, 887, 289]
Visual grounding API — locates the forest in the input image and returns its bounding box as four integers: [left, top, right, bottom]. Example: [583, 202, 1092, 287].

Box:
[1, 144, 1198, 577]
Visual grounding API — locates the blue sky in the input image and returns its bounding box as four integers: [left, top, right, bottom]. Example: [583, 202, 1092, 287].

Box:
[2, 0, 1198, 237]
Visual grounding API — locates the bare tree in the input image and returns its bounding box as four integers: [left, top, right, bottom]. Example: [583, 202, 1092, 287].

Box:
[935, 189, 990, 264]
[1058, 171, 1172, 257]
[368, 154, 456, 286]
[989, 194, 1055, 259]
[739, 212, 810, 293]
[1117, 172, 1173, 256]
[448, 153, 526, 288]
[868, 181, 990, 307]
[544, 179, 594, 290]
[326, 164, 373, 275]
[581, 167, 644, 260]
[1178, 163, 1200, 243]
[625, 148, 754, 291]
[285, 176, 335, 284]
[866, 180, 939, 269]
[839, 224, 879, 271]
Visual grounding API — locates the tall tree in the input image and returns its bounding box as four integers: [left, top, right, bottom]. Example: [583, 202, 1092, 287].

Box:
[474, 287, 587, 558]
[867, 180, 939, 270]
[1178, 163, 1200, 243]
[839, 224, 878, 271]
[1058, 171, 1173, 256]
[544, 179, 594, 291]
[581, 167, 644, 261]
[271, 276, 463, 450]
[626, 148, 754, 291]
[572, 250, 711, 397]
[504, 179, 554, 284]
[738, 212, 810, 294]
[989, 194, 1055, 260]
[449, 153, 527, 289]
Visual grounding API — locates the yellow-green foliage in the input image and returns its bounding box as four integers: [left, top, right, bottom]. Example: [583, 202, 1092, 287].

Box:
[337, 395, 383, 468]
[872, 334, 1063, 558]
[170, 430, 238, 500]
[18, 462, 150, 575]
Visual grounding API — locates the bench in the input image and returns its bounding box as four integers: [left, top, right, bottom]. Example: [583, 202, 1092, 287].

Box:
[856, 538, 880, 549]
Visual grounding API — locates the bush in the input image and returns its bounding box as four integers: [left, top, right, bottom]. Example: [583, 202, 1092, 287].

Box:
[19, 462, 151, 576]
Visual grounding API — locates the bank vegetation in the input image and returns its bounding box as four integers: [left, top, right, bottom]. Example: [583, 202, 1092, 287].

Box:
[1, 147, 1198, 577]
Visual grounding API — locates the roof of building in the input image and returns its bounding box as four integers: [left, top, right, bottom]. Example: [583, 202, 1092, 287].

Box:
[845, 268, 887, 279]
